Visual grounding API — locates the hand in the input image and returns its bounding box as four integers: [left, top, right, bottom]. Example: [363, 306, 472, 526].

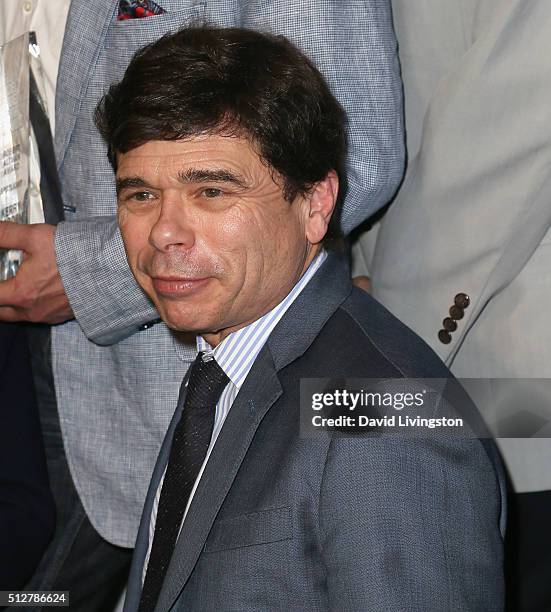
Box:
[0, 222, 74, 324]
[352, 275, 371, 293]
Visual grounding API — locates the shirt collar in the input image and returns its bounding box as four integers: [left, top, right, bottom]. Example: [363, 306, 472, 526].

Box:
[197, 250, 327, 389]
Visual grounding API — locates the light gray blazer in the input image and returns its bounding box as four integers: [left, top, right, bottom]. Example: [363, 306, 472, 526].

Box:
[52, 0, 404, 546]
[353, 0, 551, 492]
[124, 254, 505, 612]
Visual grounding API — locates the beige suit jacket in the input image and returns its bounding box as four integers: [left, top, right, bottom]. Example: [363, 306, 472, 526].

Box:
[354, 0, 551, 492]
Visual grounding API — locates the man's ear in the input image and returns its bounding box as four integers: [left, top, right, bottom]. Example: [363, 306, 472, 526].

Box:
[304, 170, 339, 245]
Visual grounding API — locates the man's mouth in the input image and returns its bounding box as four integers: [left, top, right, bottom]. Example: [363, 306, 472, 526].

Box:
[151, 275, 211, 297]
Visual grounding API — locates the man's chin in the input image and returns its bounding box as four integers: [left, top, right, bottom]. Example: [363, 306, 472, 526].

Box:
[159, 314, 199, 333]
[155, 304, 209, 334]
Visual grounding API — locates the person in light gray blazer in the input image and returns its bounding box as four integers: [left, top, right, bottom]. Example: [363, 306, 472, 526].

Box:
[92, 26, 505, 611]
[352, 1, 551, 609]
[0, 0, 405, 607]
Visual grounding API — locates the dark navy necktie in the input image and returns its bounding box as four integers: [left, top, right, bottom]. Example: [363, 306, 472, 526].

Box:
[139, 352, 229, 612]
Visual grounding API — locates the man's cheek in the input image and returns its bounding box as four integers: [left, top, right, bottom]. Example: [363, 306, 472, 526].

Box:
[122, 229, 151, 283]
[117, 204, 131, 228]
[118, 211, 139, 254]
[120, 214, 149, 249]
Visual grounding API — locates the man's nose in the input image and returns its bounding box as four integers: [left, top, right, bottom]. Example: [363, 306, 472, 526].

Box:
[148, 196, 196, 252]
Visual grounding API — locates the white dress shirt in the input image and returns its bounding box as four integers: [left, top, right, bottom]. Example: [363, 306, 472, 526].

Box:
[1, 0, 71, 130]
[1, 0, 71, 222]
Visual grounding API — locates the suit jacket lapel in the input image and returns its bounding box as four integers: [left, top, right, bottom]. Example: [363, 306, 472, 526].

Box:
[267, 252, 352, 370]
[55, 0, 116, 169]
[156, 350, 283, 612]
[124, 370, 193, 612]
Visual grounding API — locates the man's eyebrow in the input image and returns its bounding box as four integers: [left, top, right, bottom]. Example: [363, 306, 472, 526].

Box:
[116, 177, 151, 195]
[116, 169, 247, 194]
[178, 168, 247, 188]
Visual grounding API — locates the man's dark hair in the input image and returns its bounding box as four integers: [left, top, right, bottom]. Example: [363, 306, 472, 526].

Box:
[95, 26, 347, 239]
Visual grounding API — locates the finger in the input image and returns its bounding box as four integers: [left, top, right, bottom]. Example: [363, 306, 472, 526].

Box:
[0, 305, 23, 322]
[0, 275, 18, 305]
[0, 221, 32, 251]
[352, 275, 371, 293]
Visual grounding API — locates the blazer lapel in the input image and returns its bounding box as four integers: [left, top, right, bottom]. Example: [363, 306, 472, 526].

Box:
[124, 370, 192, 612]
[55, 0, 116, 169]
[268, 252, 352, 370]
[156, 349, 283, 612]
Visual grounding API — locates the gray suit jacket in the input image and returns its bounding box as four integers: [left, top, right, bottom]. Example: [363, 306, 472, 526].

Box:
[51, 0, 404, 546]
[353, 0, 551, 492]
[124, 254, 505, 612]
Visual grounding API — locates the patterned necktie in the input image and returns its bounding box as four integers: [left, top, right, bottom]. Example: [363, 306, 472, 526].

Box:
[139, 352, 229, 612]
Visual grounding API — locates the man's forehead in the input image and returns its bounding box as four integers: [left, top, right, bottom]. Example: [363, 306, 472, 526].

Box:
[115, 135, 268, 184]
[114, 135, 284, 195]
[117, 135, 258, 164]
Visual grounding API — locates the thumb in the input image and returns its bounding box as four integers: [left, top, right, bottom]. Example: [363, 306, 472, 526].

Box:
[0, 221, 33, 251]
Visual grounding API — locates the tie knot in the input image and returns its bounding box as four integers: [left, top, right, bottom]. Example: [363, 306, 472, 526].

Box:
[185, 352, 229, 408]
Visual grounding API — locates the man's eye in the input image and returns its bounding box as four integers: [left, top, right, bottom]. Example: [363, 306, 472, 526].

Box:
[202, 188, 222, 198]
[132, 191, 154, 202]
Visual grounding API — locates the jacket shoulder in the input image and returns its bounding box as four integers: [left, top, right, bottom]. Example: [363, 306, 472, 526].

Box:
[335, 287, 451, 379]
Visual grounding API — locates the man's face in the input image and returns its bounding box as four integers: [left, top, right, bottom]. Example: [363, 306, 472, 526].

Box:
[116, 135, 336, 345]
